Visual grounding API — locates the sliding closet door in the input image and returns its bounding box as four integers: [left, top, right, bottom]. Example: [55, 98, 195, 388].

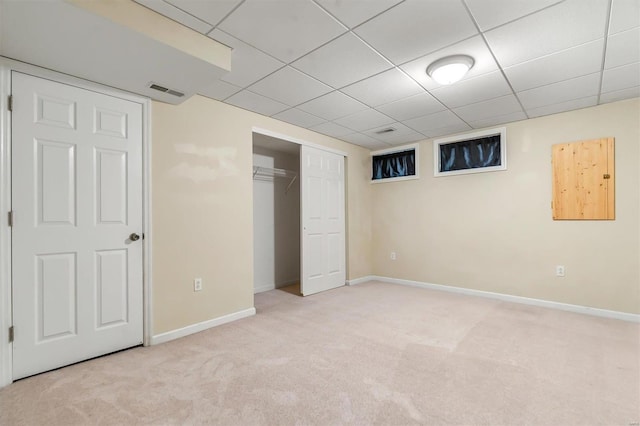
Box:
[300, 146, 345, 296]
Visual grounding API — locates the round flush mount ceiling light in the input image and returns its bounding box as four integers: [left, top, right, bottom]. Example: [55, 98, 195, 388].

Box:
[426, 55, 475, 85]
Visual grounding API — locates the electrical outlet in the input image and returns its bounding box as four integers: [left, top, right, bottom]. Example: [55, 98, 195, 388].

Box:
[556, 265, 565, 277]
[194, 278, 203, 291]
[390, 251, 397, 261]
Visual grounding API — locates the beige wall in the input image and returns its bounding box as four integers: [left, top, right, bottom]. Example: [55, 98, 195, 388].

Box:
[372, 99, 640, 314]
[152, 95, 373, 334]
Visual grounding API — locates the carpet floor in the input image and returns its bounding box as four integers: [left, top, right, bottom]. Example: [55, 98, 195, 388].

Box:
[0, 281, 638, 425]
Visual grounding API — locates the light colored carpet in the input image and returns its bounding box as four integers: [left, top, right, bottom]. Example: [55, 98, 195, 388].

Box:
[1, 281, 638, 425]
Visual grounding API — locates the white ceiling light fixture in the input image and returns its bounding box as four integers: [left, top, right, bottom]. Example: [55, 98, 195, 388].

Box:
[427, 55, 475, 85]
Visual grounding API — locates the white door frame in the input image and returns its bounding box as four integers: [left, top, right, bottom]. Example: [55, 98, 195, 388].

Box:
[0, 57, 153, 387]
[251, 126, 348, 292]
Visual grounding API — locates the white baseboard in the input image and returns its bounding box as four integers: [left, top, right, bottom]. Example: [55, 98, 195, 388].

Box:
[150, 307, 256, 345]
[371, 276, 640, 323]
[346, 276, 375, 286]
[254, 283, 275, 294]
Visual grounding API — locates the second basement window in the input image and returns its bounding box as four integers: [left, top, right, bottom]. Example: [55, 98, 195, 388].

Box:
[371, 144, 418, 183]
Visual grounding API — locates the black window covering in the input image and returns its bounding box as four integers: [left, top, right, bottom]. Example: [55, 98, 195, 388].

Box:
[372, 149, 415, 180]
[439, 135, 501, 173]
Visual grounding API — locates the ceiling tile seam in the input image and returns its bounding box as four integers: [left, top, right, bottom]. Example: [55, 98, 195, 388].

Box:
[307, 0, 352, 31]
[210, 27, 288, 79]
[597, 0, 615, 105]
[468, 0, 567, 34]
[204, 0, 247, 35]
[524, 93, 600, 115]
[310, 0, 407, 31]
[156, 0, 214, 31]
[272, 105, 329, 123]
[502, 37, 606, 71]
[461, 0, 529, 120]
[135, 1, 213, 33]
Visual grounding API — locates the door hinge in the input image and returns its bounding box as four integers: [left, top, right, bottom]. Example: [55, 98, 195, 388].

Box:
[8, 326, 14, 343]
[603, 174, 611, 179]
[7, 95, 12, 112]
[8, 211, 13, 227]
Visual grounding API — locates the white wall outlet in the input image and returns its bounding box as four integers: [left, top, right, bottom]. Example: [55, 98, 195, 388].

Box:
[556, 265, 565, 277]
[390, 251, 397, 261]
[194, 278, 203, 291]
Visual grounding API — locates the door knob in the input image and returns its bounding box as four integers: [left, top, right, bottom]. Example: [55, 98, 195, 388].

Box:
[130, 233, 141, 241]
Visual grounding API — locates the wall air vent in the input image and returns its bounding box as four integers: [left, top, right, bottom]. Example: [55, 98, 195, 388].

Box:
[149, 83, 184, 97]
[375, 127, 396, 135]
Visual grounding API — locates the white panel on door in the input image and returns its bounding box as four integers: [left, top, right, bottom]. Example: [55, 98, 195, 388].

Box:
[96, 250, 128, 328]
[36, 94, 76, 129]
[308, 176, 323, 219]
[307, 235, 324, 278]
[326, 179, 340, 220]
[37, 253, 77, 341]
[326, 155, 342, 174]
[37, 139, 76, 226]
[96, 149, 128, 225]
[94, 108, 127, 139]
[327, 233, 341, 274]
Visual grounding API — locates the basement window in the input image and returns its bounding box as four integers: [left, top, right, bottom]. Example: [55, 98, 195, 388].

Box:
[371, 144, 418, 183]
[434, 127, 507, 177]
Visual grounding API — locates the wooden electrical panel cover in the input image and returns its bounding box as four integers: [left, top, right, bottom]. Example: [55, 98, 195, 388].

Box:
[552, 138, 614, 220]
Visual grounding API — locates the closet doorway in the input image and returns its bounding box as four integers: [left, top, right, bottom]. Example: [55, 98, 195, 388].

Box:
[252, 131, 346, 297]
[253, 133, 301, 295]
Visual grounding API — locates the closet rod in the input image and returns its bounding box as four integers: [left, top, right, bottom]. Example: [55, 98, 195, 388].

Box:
[252, 166, 298, 194]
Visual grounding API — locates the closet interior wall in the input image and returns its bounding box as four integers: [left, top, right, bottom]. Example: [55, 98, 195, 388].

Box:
[252, 142, 300, 294]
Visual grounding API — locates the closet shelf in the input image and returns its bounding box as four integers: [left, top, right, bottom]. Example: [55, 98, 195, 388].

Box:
[253, 166, 298, 194]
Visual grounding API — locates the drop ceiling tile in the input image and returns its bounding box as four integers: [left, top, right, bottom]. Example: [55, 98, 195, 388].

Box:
[217, 0, 346, 63]
[341, 69, 424, 107]
[315, 0, 403, 29]
[424, 123, 473, 138]
[469, 111, 527, 130]
[297, 91, 368, 121]
[310, 121, 354, 138]
[291, 33, 392, 89]
[403, 110, 468, 133]
[134, 0, 213, 33]
[248, 66, 332, 106]
[226, 90, 289, 116]
[365, 123, 424, 144]
[504, 39, 604, 91]
[354, 0, 477, 64]
[465, 0, 563, 31]
[401, 36, 500, 91]
[517, 73, 601, 110]
[601, 62, 640, 93]
[376, 93, 445, 121]
[165, 0, 243, 26]
[334, 108, 395, 131]
[526, 96, 598, 118]
[209, 29, 284, 87]
[272, 108, 326, 128]
[485, 0, 609, 67]
[198, 79, 242, 100]
[342, 133, 390, 150]
[599, 86, 640, 104]
[430, 71, 512, 109]
[452, 95, 523, 122]
[609, 0, 640, 34]
[604, 28, 640, 69]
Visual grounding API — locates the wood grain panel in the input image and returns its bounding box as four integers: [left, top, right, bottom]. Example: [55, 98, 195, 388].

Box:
[552, 138, 614, 220]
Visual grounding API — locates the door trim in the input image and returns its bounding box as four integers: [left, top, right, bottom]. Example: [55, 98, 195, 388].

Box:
[0, 57, 153, 387]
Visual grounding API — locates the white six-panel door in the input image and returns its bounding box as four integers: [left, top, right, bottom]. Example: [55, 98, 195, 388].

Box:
[11, 72, 143, 379]
[300, 145, 345, 296]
